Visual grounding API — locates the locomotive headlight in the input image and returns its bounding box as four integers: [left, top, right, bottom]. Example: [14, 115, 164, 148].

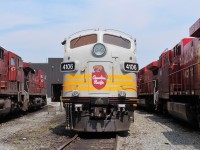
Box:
[92, 43, 106, 57]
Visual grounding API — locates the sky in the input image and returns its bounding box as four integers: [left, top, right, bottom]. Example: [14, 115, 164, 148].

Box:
[0, 0, 199, 68]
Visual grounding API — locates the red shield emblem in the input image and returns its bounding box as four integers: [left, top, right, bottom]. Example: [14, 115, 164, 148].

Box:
[92, 72, 107, 90]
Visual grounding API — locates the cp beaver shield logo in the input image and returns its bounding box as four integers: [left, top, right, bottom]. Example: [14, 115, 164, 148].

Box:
[92, 65, 108, 90]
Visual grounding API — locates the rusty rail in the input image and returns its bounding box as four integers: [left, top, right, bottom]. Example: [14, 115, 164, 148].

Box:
[57, 134, 78, 150]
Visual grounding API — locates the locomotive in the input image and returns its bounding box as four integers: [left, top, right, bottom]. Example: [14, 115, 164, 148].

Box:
[0, 46, 47, 117]
[138, 18, 200, 127]
[61, 29, 138, 132]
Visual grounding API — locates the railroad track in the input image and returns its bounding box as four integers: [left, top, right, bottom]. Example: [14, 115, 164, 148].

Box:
[58, 133, 118, 150]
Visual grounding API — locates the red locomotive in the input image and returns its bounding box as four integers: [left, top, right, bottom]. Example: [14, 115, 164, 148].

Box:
[0, 46, 47, 117]
[138, 61, 158, 110]
[138, 19, 200, 127]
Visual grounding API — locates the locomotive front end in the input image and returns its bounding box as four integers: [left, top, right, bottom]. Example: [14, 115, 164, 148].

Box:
[61, 29, 138, 132]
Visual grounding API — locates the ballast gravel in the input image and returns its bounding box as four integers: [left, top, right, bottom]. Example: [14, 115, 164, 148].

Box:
[0, 104, 200, 150]
[117, 110, 200, 150]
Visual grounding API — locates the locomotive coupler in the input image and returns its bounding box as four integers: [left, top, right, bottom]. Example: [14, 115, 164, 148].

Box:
[118, 104, 126, 112]
[75, 104, 83, 111]
[90, 97, 109, 118]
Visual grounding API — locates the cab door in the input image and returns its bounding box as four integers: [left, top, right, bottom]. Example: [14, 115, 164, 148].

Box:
[38, 70, 45, 88]
[8, 52, 18, 81]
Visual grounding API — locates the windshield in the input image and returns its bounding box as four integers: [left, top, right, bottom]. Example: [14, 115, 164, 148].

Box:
[70, 34, 97, 49]
[103, 34, 131, 49]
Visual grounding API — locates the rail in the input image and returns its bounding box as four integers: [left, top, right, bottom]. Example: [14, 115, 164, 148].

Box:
[57, 133, 118, 150]
[57, 134, 78, 150]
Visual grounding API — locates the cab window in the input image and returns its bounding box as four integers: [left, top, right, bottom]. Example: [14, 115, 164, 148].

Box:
[164, 56, 170, 65]
[11, 58, 15, 66]
[70, 34, 97, 49]
[103, 34, 131, 49]
[0, 48, 4, 59]
[18, 58, 23, 68]
[173, 45, 181, 57]
[158, 57, 162, 68]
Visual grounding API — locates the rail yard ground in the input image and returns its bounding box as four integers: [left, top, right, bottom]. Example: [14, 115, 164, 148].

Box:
[0, 103, 200, 150]
[117, 110, 200, 150]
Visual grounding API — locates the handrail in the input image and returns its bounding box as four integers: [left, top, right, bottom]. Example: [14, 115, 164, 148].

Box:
[168, 61, 200, 76]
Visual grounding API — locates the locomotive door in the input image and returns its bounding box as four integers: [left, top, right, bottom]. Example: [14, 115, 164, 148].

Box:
[88, 61, 113, 95]
[38, 70, 45, 88]
[8, 52, 18, 81]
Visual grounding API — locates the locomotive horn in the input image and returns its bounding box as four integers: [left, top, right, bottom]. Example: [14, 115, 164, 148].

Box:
[61, 39, 66, 45]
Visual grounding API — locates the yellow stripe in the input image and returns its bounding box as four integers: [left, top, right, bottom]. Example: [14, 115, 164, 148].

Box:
[63, 84, 137, 88]
[66, 74, 134, 80]
[63, 74, 137, 92]
[64, 86, 137, 92]
[64, 81, 136, 86]
[63, 85, 137, 91]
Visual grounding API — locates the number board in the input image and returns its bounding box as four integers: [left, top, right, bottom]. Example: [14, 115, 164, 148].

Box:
[124, 62, 138, 72]
[61, 62, 75, 71]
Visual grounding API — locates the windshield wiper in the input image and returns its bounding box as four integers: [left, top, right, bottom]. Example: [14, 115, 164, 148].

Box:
[120, 36, 127, 41]
[74, 35, 81, 46]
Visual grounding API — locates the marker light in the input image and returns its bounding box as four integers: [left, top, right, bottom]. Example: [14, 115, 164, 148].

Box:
[118, 90, 126, 97]
[72, 90, 80, 97]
